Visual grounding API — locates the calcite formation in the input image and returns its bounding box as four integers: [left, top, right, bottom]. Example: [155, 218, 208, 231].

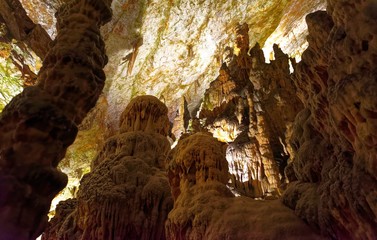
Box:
[283, 3, 377, 238]
[199, 23, 302, 198]
[166, 132, 322, 239]
[43, 95, 173, 240]
[0, 0, 112, 238]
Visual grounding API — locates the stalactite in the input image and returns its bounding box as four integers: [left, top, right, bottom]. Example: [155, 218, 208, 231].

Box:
[0, 0, 112, 239]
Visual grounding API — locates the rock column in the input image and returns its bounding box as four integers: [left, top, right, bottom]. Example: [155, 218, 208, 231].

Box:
[0, 0, 112, 239]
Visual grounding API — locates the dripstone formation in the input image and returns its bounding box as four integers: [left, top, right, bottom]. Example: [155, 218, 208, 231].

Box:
[0, 0, 112, 239]
[198, 23, 302, 198]
[1, 0, 377, 239]
[283, 4, 377, 239]
[166, 132, 322, 239]
[43, 96, 173, 240]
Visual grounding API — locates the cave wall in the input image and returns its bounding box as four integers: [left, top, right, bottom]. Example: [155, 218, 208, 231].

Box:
[283, 1, 377, 238]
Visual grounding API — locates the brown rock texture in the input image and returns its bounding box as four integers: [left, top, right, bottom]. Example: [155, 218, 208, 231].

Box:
[43, 95, 173, 240]
[166, 132, 322, 239]
[0, 0, 112, 239]
[283, 5, 377, 239]
[199, 23, 302, 198]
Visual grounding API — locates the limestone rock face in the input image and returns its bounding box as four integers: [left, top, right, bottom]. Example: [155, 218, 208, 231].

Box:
[166, 132, 323, 240]
[43, 95, 173, 240]
[0, 0, 112, 238]
[283, 6, 377, 238]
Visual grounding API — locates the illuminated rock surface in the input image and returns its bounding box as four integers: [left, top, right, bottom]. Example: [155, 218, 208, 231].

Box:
[43, 96, 173, 240]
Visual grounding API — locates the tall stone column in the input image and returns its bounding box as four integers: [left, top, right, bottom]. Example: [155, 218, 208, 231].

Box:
[0, 0, 112, 239]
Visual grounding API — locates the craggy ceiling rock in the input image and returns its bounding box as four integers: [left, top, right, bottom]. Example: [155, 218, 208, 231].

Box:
[100, 0, 326, 127]
[43, 95, 173, 240]
[166, 132, 322, 239]
[0, 0, 112, 238]
[283, 4, 377, 238]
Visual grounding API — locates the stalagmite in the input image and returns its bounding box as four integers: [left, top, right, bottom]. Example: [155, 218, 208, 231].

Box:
[43, 96, 173, 240]
[0, 0, 112, 239]
[166, 132, 322, 239]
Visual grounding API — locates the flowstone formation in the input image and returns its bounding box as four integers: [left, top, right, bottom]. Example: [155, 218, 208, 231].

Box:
[166, 132, 322, 239]
[283, 4, 377, 239]
[198, 23, 302, 198]
[0, 0, 112, 238]
[43, 95, 173, 240]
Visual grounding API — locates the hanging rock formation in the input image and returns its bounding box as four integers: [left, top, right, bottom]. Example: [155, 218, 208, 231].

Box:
[283, 4, 377, 238]
[43, 95, 173, 240]
[0, 0, 112, 239]
[166, 132, 322, 239]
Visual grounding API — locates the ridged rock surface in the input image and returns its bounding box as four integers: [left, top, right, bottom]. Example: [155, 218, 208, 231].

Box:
[283, 4, 377, 239]
[43, 95, 173, 240]
[0, 0, 112, 239]
[166, 132, 322, 239]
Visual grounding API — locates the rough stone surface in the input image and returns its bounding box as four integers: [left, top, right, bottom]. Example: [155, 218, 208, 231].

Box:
[43, 95, 173, 240]
[0, 0, 112, 238]
[166, 132, 323, 239]
[283, 6, 377, 239]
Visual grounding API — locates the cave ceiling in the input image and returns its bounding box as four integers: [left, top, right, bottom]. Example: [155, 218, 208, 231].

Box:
[15, 0, 325, 125]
